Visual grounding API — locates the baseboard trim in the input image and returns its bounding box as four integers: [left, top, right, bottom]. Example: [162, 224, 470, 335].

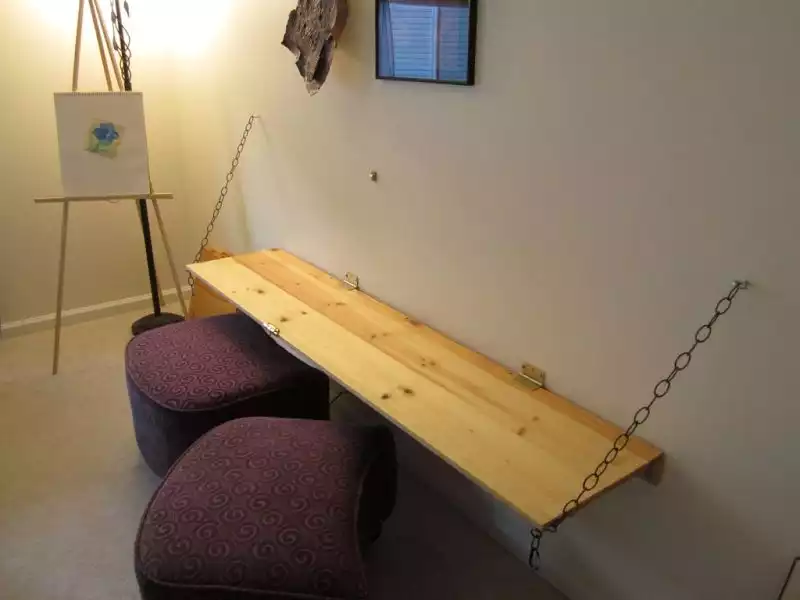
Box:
[0, 286, 191, 338]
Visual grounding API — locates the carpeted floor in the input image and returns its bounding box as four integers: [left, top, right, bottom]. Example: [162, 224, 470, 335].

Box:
[0, 307, 566, 600]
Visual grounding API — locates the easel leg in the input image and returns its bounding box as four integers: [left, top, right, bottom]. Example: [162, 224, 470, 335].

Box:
[72, 0, 85, 92]
[53, 201, 71, 375]
[157, 274, 167, 309]
[90, 0, 123, 90]
[54, 0, 82, 374]
[152, 200, 187, 317]
[87, 0, 113, 91]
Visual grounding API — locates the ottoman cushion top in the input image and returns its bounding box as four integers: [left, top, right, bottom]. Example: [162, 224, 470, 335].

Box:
[126, 314, 318, 411]
[136, 417, 392, 600]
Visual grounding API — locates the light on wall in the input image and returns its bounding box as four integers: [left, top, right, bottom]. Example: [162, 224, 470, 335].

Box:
[30, 0, 231, 57]
[126, 0, 232, 57]
[29, 0, 79, 30]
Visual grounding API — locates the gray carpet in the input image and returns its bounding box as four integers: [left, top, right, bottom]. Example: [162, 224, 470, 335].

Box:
[0, 308, 566, 599]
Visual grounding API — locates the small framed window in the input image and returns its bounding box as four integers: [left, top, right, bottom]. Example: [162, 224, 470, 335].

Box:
[376, 0, 478, 86]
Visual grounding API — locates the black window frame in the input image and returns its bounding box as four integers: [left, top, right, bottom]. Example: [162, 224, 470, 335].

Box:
[375, 0, 479, 86]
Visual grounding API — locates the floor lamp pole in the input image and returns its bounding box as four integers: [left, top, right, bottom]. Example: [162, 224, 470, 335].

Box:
[114, 0, 183, 334]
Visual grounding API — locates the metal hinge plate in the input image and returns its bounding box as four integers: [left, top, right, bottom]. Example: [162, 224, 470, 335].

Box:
[264, 323, 280, 337]
[516, 363, 546, 391]
[344, 272, 360, 290]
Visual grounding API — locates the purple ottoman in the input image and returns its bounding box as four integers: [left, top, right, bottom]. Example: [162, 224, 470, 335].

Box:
[126, 314, 330, 477]
[135, 417, 397, 600]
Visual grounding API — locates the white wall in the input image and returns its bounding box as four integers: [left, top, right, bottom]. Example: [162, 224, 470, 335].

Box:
[173, 1, 800, 598]
[0, 1, 194, 325]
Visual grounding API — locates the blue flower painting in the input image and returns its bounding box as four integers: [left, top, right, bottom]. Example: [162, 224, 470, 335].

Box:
[86, 120, 125, 158]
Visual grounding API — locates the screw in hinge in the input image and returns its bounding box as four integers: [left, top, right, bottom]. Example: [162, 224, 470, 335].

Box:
[344, 272, 360, 290]
[515, 363, 546, 391]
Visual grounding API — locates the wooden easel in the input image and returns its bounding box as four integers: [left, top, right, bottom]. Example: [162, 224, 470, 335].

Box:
[38, 0, 186, 375]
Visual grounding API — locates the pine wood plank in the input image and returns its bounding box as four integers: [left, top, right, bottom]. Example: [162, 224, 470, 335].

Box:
[188, 248, 238, 319]
[188, 250, 664, 527]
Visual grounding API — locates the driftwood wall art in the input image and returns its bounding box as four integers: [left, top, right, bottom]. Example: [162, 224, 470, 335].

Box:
[282, 0, 349, 95]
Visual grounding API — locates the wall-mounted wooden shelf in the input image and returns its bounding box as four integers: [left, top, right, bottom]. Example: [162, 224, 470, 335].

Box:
[189, 249, 664, 527]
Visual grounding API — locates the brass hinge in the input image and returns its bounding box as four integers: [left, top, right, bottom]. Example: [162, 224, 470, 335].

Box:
[344, 272, 360, 290]
[516, 363, 546, 391]
[264, 323, 280, 336]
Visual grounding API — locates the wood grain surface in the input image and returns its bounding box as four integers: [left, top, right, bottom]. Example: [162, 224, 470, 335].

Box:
[189, 249, 664, 527]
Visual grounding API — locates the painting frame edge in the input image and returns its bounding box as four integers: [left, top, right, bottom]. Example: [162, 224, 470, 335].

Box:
[374, 0, 479, 87]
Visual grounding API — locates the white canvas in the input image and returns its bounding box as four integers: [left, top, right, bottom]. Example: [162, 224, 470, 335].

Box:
[54, 92, 150, 197]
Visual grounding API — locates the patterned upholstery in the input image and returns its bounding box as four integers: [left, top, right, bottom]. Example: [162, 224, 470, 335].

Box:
[135, 417, 397, 600]
[126, 314, 330, 476]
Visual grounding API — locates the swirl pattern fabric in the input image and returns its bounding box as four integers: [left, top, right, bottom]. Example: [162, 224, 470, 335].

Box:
[126, 314, 330, 476]
[135, 417, 397, 600]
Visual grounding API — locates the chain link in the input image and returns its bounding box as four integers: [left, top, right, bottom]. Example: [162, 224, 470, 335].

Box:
[187, 115, 257, 292]
[110, 1, 132, 89]
[529, 280, 749, 571]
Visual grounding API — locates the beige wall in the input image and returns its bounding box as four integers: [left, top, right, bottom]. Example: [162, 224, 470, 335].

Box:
[0, 1, 194, 324]
[174, 2, 800, 598]
[14, 0, 795, 598]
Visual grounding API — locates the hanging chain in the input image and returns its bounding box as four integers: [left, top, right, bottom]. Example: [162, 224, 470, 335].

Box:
[109, 4, 255, 294]
[110, 0, 132, 89]
[187, 115, 257, 292]
[529, 280, 750, 571]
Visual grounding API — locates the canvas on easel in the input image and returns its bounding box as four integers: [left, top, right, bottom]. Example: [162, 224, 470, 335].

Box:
[38, 0, 187, 375]
[54, 91, 150, 197]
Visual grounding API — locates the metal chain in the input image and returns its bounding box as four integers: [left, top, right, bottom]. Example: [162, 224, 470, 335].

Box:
[187, 115, 257, 292]
[109, 4, 255, 293]
[110, 0, 132, 89]
[529, 280, 750, 570]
